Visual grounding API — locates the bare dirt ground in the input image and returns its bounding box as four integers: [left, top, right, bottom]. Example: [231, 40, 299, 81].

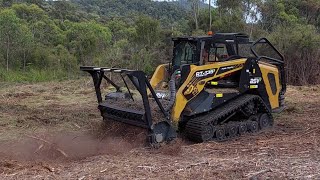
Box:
[0, 80, 320, 179]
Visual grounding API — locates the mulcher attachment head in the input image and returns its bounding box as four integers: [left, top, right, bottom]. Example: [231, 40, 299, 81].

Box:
[80, 66, 176, 145]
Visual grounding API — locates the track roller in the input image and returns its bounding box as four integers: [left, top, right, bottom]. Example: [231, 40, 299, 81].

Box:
[201, 123, 215, 141]
[238, 121, 247, 135]
[247, 120, 259, 133]
[258, 113, 271, 130]
[215, 125, 226, 141]
[226, 123, 238, 138]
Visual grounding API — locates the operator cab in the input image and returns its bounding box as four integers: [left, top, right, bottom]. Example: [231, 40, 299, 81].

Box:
[171, 33, 251, 71]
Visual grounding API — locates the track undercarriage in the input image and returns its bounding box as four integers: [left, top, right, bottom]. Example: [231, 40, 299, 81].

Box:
[185, 94, 273, 142]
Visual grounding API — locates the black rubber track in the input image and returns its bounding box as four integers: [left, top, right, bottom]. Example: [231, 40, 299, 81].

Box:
[185, 94, 273, 142]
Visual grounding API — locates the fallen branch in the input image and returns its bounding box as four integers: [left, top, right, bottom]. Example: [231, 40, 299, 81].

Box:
[78, 176, 85, 180]
[247, 169, 272, 179]
[34, 144, 44, 154]
[303, 128, 319, 136]
[187, 161, 209, 168]
[5, 173, 18, 177]
[73, 123, 81, 129]
[137, 165, 155, 170]
[26, 135, 69, 158]
[26, 135, 50, 143]
[56, 149, 69, 157]
[100, 168, 108, 173]
[42, 164, 55, 172]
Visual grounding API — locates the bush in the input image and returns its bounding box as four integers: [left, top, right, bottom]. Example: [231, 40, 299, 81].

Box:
[268, 24, 320, 85]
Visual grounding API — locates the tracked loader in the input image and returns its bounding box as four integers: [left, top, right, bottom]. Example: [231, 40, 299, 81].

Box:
[81, 33, 286, 145]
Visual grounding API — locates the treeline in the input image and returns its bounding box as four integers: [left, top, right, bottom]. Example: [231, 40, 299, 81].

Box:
[0, 0, 183, 82]
[0, 0, 319, 85]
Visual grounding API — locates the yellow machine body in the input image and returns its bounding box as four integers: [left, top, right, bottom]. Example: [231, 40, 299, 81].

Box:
[150, 59, 282, 124]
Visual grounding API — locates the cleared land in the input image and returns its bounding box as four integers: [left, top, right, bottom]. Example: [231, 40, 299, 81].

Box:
[0, 80, 320, 179]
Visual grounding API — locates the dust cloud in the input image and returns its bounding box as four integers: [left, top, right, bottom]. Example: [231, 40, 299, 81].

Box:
[0, 121, 148, 162]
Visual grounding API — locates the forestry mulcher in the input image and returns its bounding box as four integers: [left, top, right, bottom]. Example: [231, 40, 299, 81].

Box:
[81, 33, 286, 145]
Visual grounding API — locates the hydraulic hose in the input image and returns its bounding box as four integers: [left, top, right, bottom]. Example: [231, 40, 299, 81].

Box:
[165, 70, 178, 112]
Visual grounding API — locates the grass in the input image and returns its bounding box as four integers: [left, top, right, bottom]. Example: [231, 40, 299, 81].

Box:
[0, 68, 81, 83]
[0, 79, 99, 139]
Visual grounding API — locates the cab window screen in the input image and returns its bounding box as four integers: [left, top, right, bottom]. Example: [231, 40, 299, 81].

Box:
[173, 42, 196, 66]
[207, 43, 228, 62]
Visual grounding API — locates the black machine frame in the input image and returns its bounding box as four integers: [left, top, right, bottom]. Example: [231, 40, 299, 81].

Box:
[171, 33, 252, 69]
[80, 66, 168, 131]
[250, 38, 286, 94]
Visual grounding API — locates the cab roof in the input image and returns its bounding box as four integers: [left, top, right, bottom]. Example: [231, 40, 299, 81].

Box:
[172, 33, 251, 44]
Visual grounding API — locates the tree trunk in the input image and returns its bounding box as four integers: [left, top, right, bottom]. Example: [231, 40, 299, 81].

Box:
[6, 35, 10, 72]
[194, 1, 199, 30]
[249, 22, 254, 39]
[194, 13, 198, 30]
[209, 0, 212, 30]
[23, 50, 26, 71]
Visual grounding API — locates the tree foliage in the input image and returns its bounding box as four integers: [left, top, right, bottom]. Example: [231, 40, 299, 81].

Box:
[258, 0, 320, 85]
[66, 21, 112, 65]
[0, 0, 319, 84]
[0, 8, 32, 71]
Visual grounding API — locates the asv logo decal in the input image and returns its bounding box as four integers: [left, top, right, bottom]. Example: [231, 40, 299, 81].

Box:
[156, 92, 168, 99]
[221, 66, 235, 70]
[196, 69, 215, 78]
[250, 77, 262, 84]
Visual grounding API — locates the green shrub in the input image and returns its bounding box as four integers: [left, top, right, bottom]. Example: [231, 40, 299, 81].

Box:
[0, 68, 79, 82]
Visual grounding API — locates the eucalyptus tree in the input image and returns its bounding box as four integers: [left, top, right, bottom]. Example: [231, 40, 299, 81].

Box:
[0, 9, 31, 71]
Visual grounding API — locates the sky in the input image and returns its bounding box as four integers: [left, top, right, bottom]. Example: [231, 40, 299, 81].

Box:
[154, 0, 211, 4]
